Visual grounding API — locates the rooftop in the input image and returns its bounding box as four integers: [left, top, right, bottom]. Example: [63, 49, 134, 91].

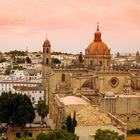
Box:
[76, 106, 111, 126]
[115, 94, 140, 98]
[60, 96, 89, 105]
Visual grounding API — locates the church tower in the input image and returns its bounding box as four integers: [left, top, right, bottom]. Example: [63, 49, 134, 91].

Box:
[136, 51, 140, 63]
[42, 36, 51, 104]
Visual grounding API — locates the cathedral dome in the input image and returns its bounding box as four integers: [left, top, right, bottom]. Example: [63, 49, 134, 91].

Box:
[86, 24, 110, 55]
[87, 42, 109, 55]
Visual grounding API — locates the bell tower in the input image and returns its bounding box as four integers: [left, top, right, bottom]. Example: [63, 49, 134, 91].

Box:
[42, 36, 51, 104]
[43, 36, 51, 66]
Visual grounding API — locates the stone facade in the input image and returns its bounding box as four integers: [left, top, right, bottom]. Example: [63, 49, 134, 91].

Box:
[99, 94, 140, 129]
[41, 25, 140, 132]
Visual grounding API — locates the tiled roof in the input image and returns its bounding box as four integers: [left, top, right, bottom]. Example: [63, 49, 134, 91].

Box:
[76, 106, 111, 126]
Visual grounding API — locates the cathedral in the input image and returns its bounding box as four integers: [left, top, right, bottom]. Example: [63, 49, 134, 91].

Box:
[42, 24, 140, 133]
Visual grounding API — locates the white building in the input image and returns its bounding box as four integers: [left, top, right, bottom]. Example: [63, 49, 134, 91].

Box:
[10, 70, 27, 80]
[13, 86, 44, 108]
[0, 62, 11, 69]
[0, 80, 41, 95]
[15, 63, 34, 69]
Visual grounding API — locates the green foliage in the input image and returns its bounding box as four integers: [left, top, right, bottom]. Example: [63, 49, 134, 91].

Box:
[52, 51, 73, 55]
[36, 100, 49, 121]
[6, 50, 27, 56]
[0, 92, 35, 127]
[26, 57, 32, 63]
[0, 58, 6, 63]
[95, 129, 125, 140]
[66, 112, 77, 133]
[36, 130, 79, 140]
[66, 115, 72, 132]
[16, 58, 25, 64]
[52, 58, 61, 64]
[16, 132, 21, 138]
[36, 54, 41, 57]
[116, 52, 120, 58]
[13, 66, 25, 70]
[128, 128, 140, 134]
[15, 131, 32, 139]
[5, 66, 11, 75]
[14, 137, 34, 140]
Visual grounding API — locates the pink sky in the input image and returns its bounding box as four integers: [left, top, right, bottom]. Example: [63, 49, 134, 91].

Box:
[0, 0, 140, 54]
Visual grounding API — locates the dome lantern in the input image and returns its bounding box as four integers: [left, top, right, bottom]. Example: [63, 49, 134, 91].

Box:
[94, 23, 102, 42]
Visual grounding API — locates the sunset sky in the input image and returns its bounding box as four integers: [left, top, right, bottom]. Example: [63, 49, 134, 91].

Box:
[0, 0, 140, 54]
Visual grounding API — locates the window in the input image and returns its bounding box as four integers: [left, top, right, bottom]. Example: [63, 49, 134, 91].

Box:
[47, 48, 49, 53]
[99, 61, 102, 66]
[90, 60, 93, 66]
[46, 58, 49, 65]
[62, 74, 65, 82]
[109, 77, 119, 88]
[43, 48, 45, 53]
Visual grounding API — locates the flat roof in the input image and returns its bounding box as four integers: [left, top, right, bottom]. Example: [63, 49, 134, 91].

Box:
[60, 96, 89, 105]
[0, 80, 41, 84]
[115, 94, 140, 98]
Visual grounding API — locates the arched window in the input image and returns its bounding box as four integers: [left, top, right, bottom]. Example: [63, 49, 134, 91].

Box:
[90, 60, 93, 66]
[46, 58, 49, 65]
[99, 61, 102, 66]
[47, 48, 49, 53]
[62, 74, 65, 82]
[43, 48, 45, 53]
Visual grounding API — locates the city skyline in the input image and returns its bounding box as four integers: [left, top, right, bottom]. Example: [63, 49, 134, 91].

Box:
[0, 0, 140, 54]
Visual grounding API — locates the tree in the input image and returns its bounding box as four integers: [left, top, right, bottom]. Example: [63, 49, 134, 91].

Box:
[26, 57, 32, 63]
[16, 58, 25, 64]
[6, 50, 27, 56]
[78, 52, 83, 63]
[72, 112, 77, 133]
[5, 66, 11, 75]
[14, 138, 34, 140]
[116, 52, 120, 58]
[128, 128, 140, 134]
[0, 58, 6, 63]
[95, 129, 125, 140]
[36, 130, 79, 140]
[36, 100, 49, 122]
[0, 92, 35, 127]
[66, 115, 72, 132]
[52, 58, 61, 64]
[11, 53, 16, 63]
[66, 112, 77, 133]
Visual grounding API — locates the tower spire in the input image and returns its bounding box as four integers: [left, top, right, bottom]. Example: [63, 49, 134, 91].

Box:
[46, 34, 48, 40]
[97, 22, 99, 31]
[94, 22, 101, 42]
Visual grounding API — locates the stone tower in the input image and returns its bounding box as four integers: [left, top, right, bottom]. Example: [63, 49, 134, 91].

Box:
[136, 51, 140, 63]
[42, 36, 51, 104]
